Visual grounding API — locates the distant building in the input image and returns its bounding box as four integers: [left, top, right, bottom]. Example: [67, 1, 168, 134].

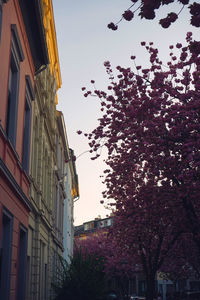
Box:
[157, 274, 200, 300]
[0, 0, 48, 299]
[74, 215, 114, 241]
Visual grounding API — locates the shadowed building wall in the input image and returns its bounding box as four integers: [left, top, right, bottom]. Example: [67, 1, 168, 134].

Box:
[0, 0, 48, 299]
[28, 0, 62, 299]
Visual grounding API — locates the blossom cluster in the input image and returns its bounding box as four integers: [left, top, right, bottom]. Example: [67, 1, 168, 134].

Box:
[107, 0, 198, 30]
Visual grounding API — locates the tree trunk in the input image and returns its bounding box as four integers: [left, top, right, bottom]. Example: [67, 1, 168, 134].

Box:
[145, 273, 156, 300]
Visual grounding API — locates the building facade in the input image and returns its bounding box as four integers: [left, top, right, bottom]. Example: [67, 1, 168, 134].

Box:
[27, 0, 62, 299]
[55, 111, 79, 263]
[28, 64, 58, 300]
[0, 0, 48, 300]
[63, 148, 79, 263]
[0, 1, 78, 299]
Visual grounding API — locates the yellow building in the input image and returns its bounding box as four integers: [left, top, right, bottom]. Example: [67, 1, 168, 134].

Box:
[27, 0, 64, 299]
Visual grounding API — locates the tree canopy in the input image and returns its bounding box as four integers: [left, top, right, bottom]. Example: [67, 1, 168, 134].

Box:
[79, 32, 200, 300]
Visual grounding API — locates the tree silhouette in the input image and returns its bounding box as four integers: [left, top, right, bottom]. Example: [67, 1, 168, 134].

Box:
[107, 1, 200, 30]
[81, 32, 200, 299]
[53, 249, 107, 300]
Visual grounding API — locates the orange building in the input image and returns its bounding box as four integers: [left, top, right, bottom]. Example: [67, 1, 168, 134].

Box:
[0, 1, 48, 299]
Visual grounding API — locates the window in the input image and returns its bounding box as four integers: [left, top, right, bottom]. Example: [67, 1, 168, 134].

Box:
[54, 183, 58, 227]
[0, 0, 6, 42]
[6, 25, 24, 146]
[17, 225, 28, 300]
[42, 150, 49, 201]
[6, 50, 20, 144]
[0, 1, 2, 42]
[26, 227, 33, 300]
[52, 250, 56, 280]
[39, 241, 47, 300]
[0, 1, 9, 42]
[22, 76, 34, 173]
[32, 117, 39, 179]
[52, 250, 59, 286]
[22, 100, 31, 172]
[0, 209, 13, 300]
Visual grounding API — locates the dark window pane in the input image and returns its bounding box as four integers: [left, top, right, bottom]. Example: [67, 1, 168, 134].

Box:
[17, 226, 28, 300]
[0, 210, 13, 300]
[0, 2, 2, 42]
[6, 50, 20, 146]
[22, 100, 31, 173]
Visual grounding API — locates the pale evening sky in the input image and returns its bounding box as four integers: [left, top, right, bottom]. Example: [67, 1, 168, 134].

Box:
[52, 0, 199, 226]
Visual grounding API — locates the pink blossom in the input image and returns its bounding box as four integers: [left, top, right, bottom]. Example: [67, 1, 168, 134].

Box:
[122, 10, 134, 21]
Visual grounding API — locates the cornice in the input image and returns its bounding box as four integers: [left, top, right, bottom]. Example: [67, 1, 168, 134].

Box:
[18, 0, 49, 73]
[0, 158, 32, 211]
[39, 210, 53, 231]
[52, 233, 64, 251]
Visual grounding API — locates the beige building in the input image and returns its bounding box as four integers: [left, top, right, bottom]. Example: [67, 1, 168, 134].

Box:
[56, 111, 79, 264]
[26, 0, 65, 299]
[51, 110, 68, 284]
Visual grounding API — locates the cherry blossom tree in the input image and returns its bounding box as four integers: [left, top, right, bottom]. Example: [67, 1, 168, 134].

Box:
[160, 233, 200, 281]
[75, 230, 132, 277]
[110, 182, 186, 300]
[80, 32, 200, 299]
[107, 1, 200, 30]
[75, 230, 138, 299]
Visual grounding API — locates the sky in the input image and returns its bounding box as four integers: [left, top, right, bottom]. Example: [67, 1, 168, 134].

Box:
[52, 0, 199, 226]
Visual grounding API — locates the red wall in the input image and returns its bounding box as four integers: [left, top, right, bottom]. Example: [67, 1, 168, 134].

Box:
[0, 177, 29, 300]
[0, 0, 35, 299]
[0, 0, 35, 196]
[0, 0, 34, 170]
